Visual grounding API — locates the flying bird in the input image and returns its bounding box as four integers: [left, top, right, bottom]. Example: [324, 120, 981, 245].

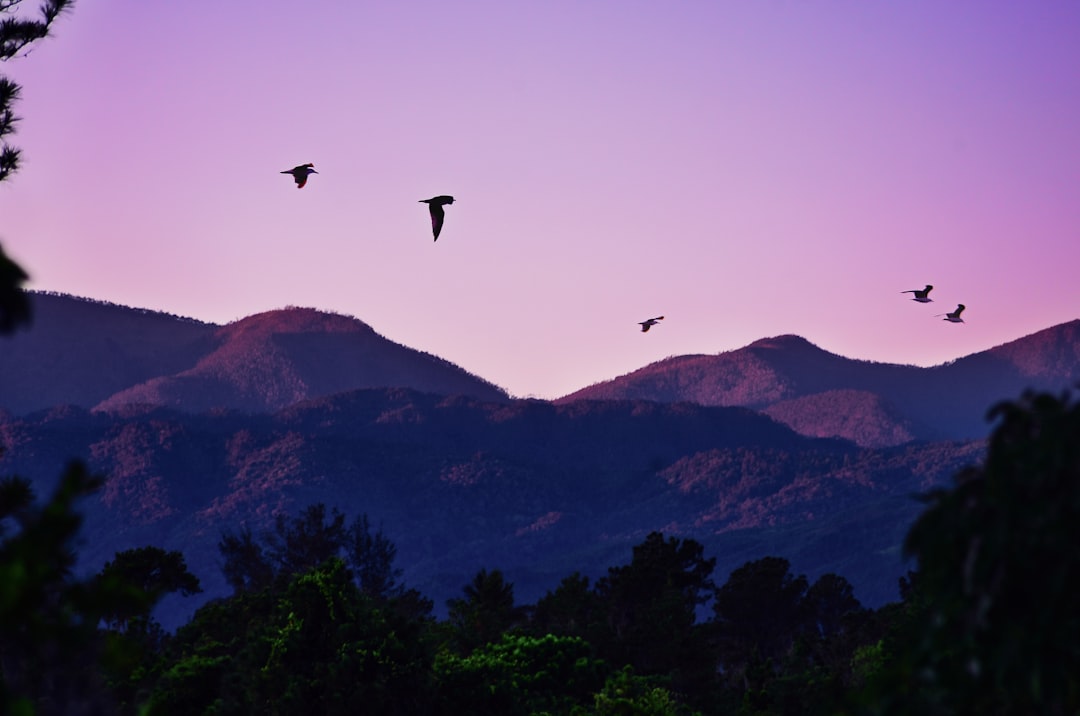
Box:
[281, 163, 317, 188]
[901, 284, 934, 303]
[420, 195, 455, 241]
[639, 316, 664, 332]
[937, 304, 966, 323]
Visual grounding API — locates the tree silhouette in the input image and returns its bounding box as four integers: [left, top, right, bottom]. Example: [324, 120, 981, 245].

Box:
[446, 568, 527, 653]
[1, 0, 73, 180]
[593, 532, 716, 696]
[96, 546, 202, 633]
[346, 513, 402, 600]
[713, 556, 809, 680]
[1, 0, 75, 334]
[0, 463, 141, 715]
[887, 389, 1080, 714]
[218, 524, 275, 593]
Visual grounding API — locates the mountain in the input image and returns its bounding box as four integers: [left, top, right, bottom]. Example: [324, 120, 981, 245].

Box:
[0, 293, 216, 414]
[2, 293, 1074, 630]
[558, 323, 1080, 446]
[0, 293, 507, 415]
[0, 389, 983, 629]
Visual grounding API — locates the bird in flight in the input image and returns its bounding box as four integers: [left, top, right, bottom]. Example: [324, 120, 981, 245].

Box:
[420, 195, 455, 241]
[901, 284, 934, 303]
[638, 316, 664, 332]
[281, 163, 317, 188]
[937, 304, 966, 323]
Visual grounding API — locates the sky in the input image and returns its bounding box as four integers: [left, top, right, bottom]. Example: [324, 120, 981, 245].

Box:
[2, 1, 1078, 399]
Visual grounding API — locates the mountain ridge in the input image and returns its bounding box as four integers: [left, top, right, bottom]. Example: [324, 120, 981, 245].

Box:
[558, 320, 1080, 446]
[0, 293, 508, 415]
[0, 387, 985, 627]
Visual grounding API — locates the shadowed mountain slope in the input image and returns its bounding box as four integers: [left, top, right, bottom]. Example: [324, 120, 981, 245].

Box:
[0, 293, 507, 415]
[0, 389, 984, 628]
[0, 293, 216, 414]
[558, 322, 1080, 446]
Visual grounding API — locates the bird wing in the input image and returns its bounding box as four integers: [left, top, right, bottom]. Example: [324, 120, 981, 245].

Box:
[430, 204, 446, 240]
[295, 174, 307, 188]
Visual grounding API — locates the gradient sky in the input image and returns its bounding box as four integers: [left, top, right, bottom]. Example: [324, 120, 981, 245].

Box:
[2, 1, 1078, 399]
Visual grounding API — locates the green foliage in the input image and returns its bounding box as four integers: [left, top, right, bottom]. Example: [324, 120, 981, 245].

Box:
[869, 389, 1080, 714]
[435, 632, 608, 715]
[146, 558, 437, 715]
[592, 666, 696, 716]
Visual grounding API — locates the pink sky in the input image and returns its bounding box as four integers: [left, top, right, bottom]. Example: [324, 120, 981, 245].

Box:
[2, 1, 1078, 398]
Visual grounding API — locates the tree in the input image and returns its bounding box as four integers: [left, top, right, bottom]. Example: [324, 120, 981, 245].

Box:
[219, 524, 275, 593]
[445, 568, 527, 653]
[146, 558, 437, 715]
[1, 0, 73, 180]
[713, 557, 809, 680]
[0, 463, 140, 715]
[1, 1, 74, 334]
[434, 633, 608, 715]
[0, 243, 29, 333]
[1, 0, 75, 334]
[592, 665, 699, 716]
[96, 546, 202, 633]
[594, 532, 716, 688]
[529, 571, 602, 641]
[218, 503, 419, 615]
[878, 390, 1080, 714]
[346, 513, 402, 600]
[262, 503, 347, 578]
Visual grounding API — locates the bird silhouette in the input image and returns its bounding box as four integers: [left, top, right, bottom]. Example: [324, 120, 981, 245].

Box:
[420, 195, 455, 241]
[281, 163, 317, 188]
[638, 316, 664, 332]
[937, 304, 966, 323]
[901, 284, 934, 303]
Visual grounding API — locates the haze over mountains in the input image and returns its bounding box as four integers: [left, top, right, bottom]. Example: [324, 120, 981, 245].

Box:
[1, 293, 1077, 625]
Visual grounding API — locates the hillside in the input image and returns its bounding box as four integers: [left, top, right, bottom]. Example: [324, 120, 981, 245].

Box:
[0, 293, 216, 413]
[0, 390, 983, 627]
[0, 293, 507, 415]
[558, 322, 1080, 446]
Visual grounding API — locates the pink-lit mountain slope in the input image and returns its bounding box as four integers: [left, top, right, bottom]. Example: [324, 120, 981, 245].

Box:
[95, 307, 507, 413]
[0, 293, 506, 415]
[558, 321, 1080, 446]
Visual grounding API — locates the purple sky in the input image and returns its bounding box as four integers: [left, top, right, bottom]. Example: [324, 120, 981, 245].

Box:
[2, 1, 1078, 398]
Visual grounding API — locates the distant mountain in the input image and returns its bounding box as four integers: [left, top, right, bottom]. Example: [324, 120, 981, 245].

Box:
[0, 293, 507, 414]
[0, 389, 983, 629]
[2, 292, 1073, 630]
[0, 293, 215, 414]
[558, 322, 1080, 446]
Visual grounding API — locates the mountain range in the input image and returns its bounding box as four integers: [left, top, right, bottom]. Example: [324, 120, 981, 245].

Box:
[1, 292, 1077, 627]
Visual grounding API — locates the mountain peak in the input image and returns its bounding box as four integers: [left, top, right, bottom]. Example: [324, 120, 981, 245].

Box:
[218, 306, 376, 339]
[746, 335, 821, 352]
